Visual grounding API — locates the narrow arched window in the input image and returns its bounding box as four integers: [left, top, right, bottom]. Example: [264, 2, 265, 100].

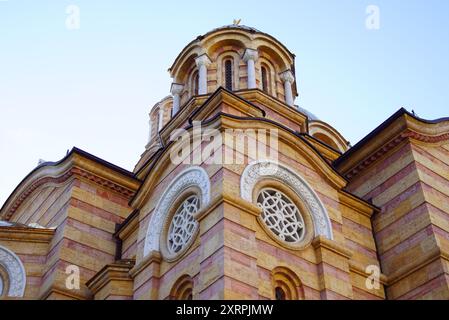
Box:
[261, 66, 269, 93]
[224, 59, 233, 90]
[275, 287, 286, 300]
[272, 267, 303, 300]
[170, 275, 194, 300]
[193, 71, 199, 96]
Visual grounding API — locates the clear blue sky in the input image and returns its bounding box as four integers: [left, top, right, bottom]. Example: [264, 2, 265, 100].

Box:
[1, 1, 448, 206]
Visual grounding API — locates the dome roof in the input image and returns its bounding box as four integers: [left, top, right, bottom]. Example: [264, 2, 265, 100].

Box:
[205, 24, 262, 35]
[297, 106, 320, 121]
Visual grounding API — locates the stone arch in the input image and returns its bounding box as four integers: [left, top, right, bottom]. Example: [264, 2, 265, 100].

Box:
[216, 51, 241, 91]
[272, 266, 304, 300]
[240, 160, 333, 240]
[169, 274, 194, 300]
[309, 121, 349, 153]
[143, 166, 211, 257]
[258, 57, 278, 95]
[0, 245, 26, 298]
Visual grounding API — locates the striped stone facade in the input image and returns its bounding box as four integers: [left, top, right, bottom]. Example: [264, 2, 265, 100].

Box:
[1, 25, 447, 300]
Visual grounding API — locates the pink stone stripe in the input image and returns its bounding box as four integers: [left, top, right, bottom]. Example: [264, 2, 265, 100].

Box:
[375, 202, 429, 237]
[396, 273, 449, 300]
[352, 287, 383, 300]
[67, 217, 113, 241]
[70, 198, 124, 224]
[317, 262, 350, 282]
[363, 161, 417, 200]
[348, 143, 412, 191]
[256, 239, 317, 273]
[380, 225, 434, 260]
[74, 179, 130, 207]
[345, 239, 378, 260]
[379, 181, 424, 215]
[18, 254, 47, 264]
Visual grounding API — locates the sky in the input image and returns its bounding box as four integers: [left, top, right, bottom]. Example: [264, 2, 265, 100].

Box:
[0, 0, 448, 206]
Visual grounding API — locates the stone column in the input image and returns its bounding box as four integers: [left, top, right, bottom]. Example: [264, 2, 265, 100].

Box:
[280, 70, 295, 106]
[147, 118, 153, 143]
[158, 107, 164, 132]
[195, 54, 211, 95]
[243, 49, 259, 89]
[170, 83, 184, 116]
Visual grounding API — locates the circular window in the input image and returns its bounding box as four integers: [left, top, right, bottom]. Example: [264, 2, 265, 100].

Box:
[257, 188, 305, 244]
[166, 195, 199, 256]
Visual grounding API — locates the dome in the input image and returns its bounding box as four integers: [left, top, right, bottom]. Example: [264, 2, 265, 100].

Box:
[297, 106, 320, 121]
[204, 24, 262, 35]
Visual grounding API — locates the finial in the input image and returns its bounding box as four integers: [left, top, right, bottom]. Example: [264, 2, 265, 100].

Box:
[233, 19, 241, 26]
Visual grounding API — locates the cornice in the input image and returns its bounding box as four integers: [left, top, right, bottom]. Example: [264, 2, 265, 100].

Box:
[335, 109, 449, 179]
[0, 226, 55, 243]
[86, 259, 135, 295]
[1, 148, 140, 220]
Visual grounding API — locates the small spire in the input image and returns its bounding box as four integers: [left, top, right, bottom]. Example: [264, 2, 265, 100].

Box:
[233, 19, 241, 26]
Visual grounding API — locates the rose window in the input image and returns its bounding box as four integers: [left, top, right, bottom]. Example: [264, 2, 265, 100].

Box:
[167, 196, 199, 254]
[257, 188, 305, 243]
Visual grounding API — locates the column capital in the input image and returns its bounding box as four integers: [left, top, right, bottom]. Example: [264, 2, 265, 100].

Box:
[170, 83, 184, 95]
[280, 70, 295, 84]
[243, 48, 259, 62]
[195, 54, 212, 68]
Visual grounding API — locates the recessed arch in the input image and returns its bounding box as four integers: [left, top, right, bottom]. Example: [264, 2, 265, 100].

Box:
[0, 245, 26, 298]
[309, 121, 349, 153]
[272, 266, 303, 300]
[216, 51, 241, 91]
[143, 166, 211, 257]
[240, 160, 333, 240]
[169, 274, 194, 300]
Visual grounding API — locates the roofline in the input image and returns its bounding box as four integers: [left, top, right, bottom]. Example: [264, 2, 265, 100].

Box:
[169, 25, 296, 73]
[334, 108, 449, 167]
[1, 147, 138, 214]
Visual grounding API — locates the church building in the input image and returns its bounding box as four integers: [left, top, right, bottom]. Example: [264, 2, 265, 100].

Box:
[1, 25, 449, 300]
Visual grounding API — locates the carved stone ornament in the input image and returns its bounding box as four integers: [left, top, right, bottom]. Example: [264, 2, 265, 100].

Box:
[240, 160, 333, 240]
[143, 167, 211, 257]
[0, 245, 26, 297]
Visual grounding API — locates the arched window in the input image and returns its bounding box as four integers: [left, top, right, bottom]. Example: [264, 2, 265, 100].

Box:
[167, 195, 199, 255]
[272, 267, 303, 300]
[240, 160, 333, 243]
[261, 66, 269, 93]
[170, 275, 194, 300]
[275, 287, 286, 300]
[143, 167, 211, 258]
[224, 59, 233, 90]
[192, 71, 199, 96]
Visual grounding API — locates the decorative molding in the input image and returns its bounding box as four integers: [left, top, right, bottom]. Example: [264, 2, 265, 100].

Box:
[240, 160, 333, 240]
[195, 54, 212, 68]
[279, 70, 295, 84]
[3, 167, 135, 220]
[243, 48, 259, 62]
[344, 129, 449, 180]
[143, 166, 211, 257]
[170, 83, 184, 95]
[0, 245, 26, 297]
